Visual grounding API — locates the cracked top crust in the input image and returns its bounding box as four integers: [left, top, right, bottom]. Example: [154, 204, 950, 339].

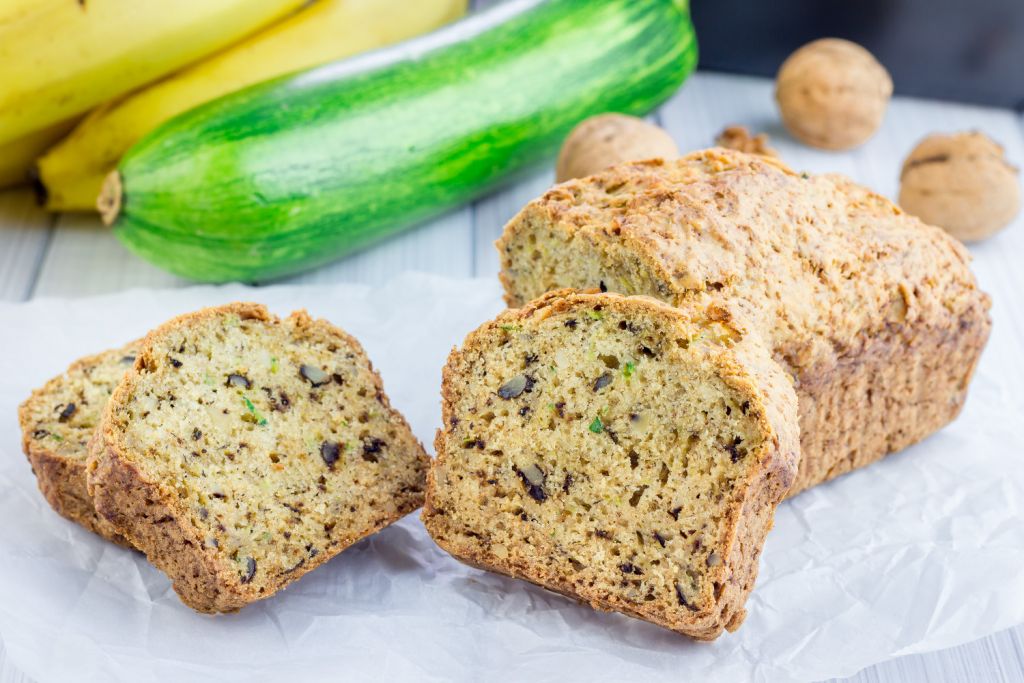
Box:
[499, 148, 991, 376]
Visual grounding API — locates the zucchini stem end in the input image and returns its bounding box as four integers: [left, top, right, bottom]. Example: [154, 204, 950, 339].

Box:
[98, 171, 122, 226]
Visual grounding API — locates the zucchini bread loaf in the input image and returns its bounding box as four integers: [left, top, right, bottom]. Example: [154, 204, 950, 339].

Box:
[87, 303, 428, 612]
[18, 342, 140, 546]
[498, 148, 991, 493]
[423, 290, 799, 639]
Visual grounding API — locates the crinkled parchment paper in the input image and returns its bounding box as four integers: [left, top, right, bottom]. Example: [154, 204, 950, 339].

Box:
[0, 272, 1021, 682]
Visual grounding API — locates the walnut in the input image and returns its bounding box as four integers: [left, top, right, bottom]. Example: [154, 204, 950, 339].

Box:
[556, 113, 678, 182]
[775, 38, 892, 150]
[899, 131, 1020, 242]
[715, 125, 778, 157]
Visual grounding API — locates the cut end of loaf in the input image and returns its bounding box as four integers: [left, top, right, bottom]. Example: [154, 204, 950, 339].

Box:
[18, 342, 141, 545]
[424, 290, 797, 639]
[97, 171, 122, 226]
[89, 302, 428, 612]
[20, 343, 140, 469]
[497, 149, 993, 494]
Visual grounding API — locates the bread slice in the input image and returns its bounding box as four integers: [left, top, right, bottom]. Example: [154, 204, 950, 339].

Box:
[19, 342, 141, 546]
[86, 303, 428, 612]
[423, 290, 799, 640]
[498, 148, 991, 494]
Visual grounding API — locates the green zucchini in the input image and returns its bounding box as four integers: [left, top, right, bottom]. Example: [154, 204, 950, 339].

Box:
[101, 0, 698, 282]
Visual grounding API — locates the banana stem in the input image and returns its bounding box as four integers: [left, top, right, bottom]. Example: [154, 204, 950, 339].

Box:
[98, 171, 122, 225]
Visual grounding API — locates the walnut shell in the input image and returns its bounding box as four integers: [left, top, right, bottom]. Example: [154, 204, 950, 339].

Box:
[775, 38, 892, 150]
[899, 131, 1020, 242]
[556, 114, 678, 182]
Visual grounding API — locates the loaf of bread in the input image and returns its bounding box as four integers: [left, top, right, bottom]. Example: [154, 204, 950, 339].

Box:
[498, 148, 991, 494]
[87, 303, 428, 612]
[18, 342, 140, 546]
[423, 290, 799, 639]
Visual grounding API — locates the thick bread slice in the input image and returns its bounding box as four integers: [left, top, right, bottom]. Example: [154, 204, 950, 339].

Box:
[86, 303, 428, 612]
[18, 342, 140, 546]
[423, 290, 799, 640]
[498, 148, 992, 494]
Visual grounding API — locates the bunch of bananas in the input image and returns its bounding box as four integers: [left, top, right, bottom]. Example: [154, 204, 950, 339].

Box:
[0, 0, 467, 209]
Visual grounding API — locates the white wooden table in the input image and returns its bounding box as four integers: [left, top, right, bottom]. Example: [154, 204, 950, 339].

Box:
[1, 70, 1022, 682]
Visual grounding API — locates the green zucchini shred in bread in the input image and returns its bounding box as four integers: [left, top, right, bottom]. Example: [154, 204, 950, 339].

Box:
[424, 290, 799, 640]
[87, 303, 428, 612]
[18, 342, 141, 546]
[498, 148, 991, 494]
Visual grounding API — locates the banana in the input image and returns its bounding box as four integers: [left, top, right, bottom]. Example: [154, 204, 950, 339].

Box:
[36, 0, 468, 212]
[0, 0, 303, 147]
[0, 119, 78, 189]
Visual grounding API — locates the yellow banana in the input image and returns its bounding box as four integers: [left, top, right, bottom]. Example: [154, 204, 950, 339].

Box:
[0, 0, 303, 147]
[0, 119, 78, 189]
[36, 0, 468, 212]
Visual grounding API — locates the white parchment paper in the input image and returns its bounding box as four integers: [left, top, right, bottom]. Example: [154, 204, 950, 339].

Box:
[0, 271, 1022, 683]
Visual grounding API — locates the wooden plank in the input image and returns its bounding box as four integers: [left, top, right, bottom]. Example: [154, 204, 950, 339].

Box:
[32, 206, 475, 296]
[0, 189, 54, 303]
[288, 205, 475, 285]
[660, 71, 1024, 199]
[659, 71, 777, 154]
[32, 211, 184, 298]
[835, 626, 1024, 682]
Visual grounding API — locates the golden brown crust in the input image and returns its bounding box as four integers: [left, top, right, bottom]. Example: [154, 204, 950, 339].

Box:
[87, 302, 428, 612]
[22, 447, 129, 545]
[18, 344, 139, 547]
[424, 290, 799, 639]
[789, 314, 988, 491]
[497, 148, 992, 495]
[87, 434, 232, 607]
